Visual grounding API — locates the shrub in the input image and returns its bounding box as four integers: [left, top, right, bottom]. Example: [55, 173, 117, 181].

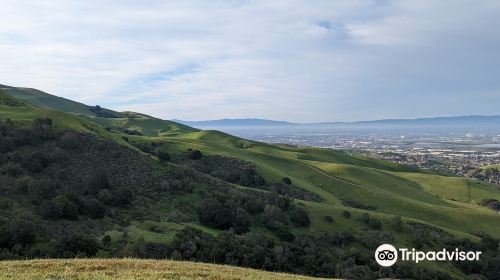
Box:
[232, 208, 251, 234]
[290, 207, 310, 227]
[82, 198, 105, 219]
[53, 234, 98, 258]
[392, 216, 403, 232]
[87, 173, 110, 195]
[112, 187, 133, 206]
[28, 179, 57, 201]
[282, 177, 292, 185]
[198, 198, 233, 229]
[263, 204, 285, 230]
[342, 210, 351, 218]
[190, 150, 202, 160]
[102, 235, 111, 244]
[59, 131, 79, 149]
[324, 215, 333, 223]
[157, 151, 170, 162]
[0, 219, 36, 249]
[0, 137, 15, 153]
[368, 218, 382, 230]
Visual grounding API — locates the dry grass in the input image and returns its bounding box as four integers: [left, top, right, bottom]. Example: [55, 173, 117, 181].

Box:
[0, 259, 331, 280]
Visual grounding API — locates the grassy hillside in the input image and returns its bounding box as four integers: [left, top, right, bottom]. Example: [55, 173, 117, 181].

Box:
[0, 85, 113, 117]
[0, 259, 326, 280]
[0, 85, 196, 134]
[1, 86, 499, 279]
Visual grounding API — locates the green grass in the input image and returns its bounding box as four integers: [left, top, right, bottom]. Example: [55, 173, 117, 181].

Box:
[1, 86, 104, 116]
[0, 259, 328, 280]
[90, 114, 197, 136]
[150, 129, 500, 239]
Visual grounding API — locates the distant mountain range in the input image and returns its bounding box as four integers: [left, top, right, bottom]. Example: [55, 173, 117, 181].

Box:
[176, 115, 500, 128]
[173, 118, 294, 127]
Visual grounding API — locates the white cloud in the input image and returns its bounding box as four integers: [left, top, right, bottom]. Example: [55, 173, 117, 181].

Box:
[0, 0, 499, 122]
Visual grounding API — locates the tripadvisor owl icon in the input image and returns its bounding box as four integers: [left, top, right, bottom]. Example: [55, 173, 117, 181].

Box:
[375, 244, 398, 267]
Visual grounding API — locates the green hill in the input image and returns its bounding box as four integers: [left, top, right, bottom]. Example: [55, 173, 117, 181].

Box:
[0, 85, 499, 279]
[0, 85, 195, 134]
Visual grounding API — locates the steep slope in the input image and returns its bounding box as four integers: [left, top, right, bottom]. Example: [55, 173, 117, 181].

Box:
[0, 85, 118, 117]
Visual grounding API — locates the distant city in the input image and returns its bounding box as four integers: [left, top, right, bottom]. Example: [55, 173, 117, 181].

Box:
[180, 117, 500, 186]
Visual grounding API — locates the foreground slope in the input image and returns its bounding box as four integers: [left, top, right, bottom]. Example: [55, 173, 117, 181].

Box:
[0, 259, 327, 280]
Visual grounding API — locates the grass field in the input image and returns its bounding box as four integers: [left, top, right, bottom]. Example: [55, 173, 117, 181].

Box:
[0, 259, 328, 280]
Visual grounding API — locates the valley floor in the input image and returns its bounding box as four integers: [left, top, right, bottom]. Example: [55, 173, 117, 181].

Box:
[0, 259, 330, 280]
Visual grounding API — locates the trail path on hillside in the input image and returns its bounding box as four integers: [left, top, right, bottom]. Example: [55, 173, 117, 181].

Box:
[298, 162, 385, 194]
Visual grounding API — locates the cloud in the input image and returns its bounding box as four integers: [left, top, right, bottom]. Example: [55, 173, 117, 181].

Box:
[0, 0, 499, 122]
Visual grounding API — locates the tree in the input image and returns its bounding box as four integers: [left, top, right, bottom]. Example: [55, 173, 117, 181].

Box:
[342, 210, 351, 219]
[53, 234, 98, 258]
[232, 208, 251, 234]
[190, 150, 202, 160]
[324, 215, 333, 223]
[392, 216, 403, 232]
[290, 207, 310, 227]
[481, 234, 499, 251]
[102, 235, 111, 244]
[157, 150, 170, 162]
[31, 118, 54, 142]
[0, 137, 15, 153]
[40, 195, 79, 220]
[83, 198, 105, 219]
[87, 173, 110, 195]
[282, 177, 292, 185]
[59, 131, 79, 149]
[0, 219, 36, 249]
[112, 187, 133, 206]
[198, 198, 233, 229]
[263, 204, 285, 230]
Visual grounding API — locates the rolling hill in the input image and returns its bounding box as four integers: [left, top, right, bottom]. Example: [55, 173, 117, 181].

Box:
[0, 85, 499, 279]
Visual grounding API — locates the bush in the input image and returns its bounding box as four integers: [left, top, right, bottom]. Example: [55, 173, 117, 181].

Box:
[198, 198, 233, 229]
[392, 216, 403, 232]
[82, 198, 106, 219]
[282, 177, 292, 185]
[263, 204, 285, 230]
[342, 210, 351, 219]
[40, 195, 79, 220]
[290, 207, 310, 227]
[0, 219, 36, 249]
[87, 173, 110, 195]
[59, 131, 79, 149]
[53, 234, 99, 258]
[28, 179, 57, 201]
[102, 235, 111, 244]
[112, 187, 133, 206]
[0, 137, 15, 153]
[157, 151, 170, 162]
[324, 215, 333, 223]
[368, 218, 382, 230]
[190, 150, 202, 160]
[232, 208, 251, 234]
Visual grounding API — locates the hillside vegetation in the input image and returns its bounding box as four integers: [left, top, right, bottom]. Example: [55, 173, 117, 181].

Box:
[1, 85, 499, 279]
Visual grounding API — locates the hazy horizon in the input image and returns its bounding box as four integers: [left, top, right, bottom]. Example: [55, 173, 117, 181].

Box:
[1, 1, 500, 122]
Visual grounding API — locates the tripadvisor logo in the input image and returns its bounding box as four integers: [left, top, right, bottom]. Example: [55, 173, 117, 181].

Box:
[375, 244, 482, 267]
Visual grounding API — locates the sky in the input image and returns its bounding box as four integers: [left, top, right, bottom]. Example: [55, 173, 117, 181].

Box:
[1, 0, 500, 122]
